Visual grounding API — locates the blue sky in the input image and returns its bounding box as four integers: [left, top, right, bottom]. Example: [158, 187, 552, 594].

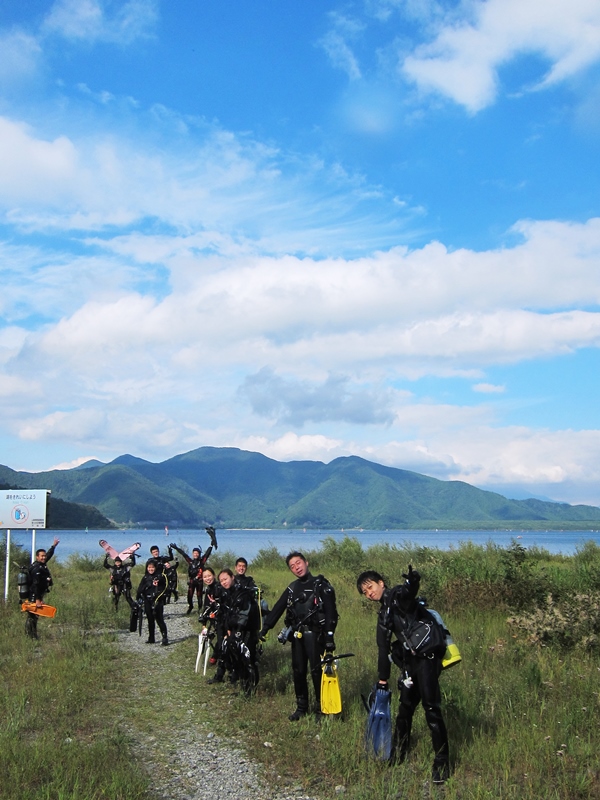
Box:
[1, 0, 600, 506]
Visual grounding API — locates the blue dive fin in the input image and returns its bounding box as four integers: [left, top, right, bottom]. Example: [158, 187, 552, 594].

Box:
[365, 687, 392, 760]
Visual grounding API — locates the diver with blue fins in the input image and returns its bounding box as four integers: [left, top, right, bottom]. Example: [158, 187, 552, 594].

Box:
[357, 565, 450, 785]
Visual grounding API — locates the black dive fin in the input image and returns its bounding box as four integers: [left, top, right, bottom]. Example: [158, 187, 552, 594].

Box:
[206, 526, 218, 550]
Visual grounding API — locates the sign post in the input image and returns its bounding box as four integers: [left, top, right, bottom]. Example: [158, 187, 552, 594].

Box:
[1, 490, 50, 602]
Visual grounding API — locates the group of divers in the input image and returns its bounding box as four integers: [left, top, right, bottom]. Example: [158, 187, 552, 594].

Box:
[24, 527, 455, 786]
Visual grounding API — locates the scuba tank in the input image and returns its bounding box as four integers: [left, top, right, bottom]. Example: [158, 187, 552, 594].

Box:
[17, 566, 31, 600]
[427, 608, 462, 669]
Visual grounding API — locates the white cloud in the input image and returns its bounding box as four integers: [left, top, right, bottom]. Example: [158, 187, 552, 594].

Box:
[319, 30, 362, 81]
[0, 30, 42, 87]
[0, 112, 405, 256]
[43, 0, 158, 45]
[4, 216, 600, 413]
[473, 383, 505, 393]
[435, 426, 600, 505]
[401, 0, 600, 111]
[47, 455, 103, 471]
[0, 118, 79, 206]
[240, 432, 345, 463]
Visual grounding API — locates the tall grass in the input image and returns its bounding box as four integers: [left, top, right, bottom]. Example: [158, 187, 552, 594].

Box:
[2, 536, 599, 799]
[237, 537, 600, 799]
[0, 562, 148, 800]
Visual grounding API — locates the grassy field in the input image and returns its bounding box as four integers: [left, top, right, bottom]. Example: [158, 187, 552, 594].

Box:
[1, 537, 599, 799]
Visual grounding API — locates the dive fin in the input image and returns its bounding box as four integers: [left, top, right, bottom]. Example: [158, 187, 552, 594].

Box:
[320, 652, 355, 666]
[321, 659, 342, 714]
[195, 631, 205, 673]
[206, 526, 218, 550]
[129, 603, 140, 633]
[21, 602, 57, 618]
[99, 539, 118, 560]
[118, 542, 141, 560]
[203, 636, 211, 675]
[365, 687, 392, 761]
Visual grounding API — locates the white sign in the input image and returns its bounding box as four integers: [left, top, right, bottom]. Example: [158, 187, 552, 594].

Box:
[0, 489, 50, 529]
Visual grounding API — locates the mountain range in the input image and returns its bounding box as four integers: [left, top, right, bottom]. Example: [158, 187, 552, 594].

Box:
[2, 447, 600, 530]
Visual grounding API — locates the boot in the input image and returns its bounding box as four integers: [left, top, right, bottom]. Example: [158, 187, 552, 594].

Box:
[161, 636, 169, 646]
[288, 708, 307, 721]
[25, 615, 38, 640]
[432, 759, 450, 784]
[146, 636, 155, 644]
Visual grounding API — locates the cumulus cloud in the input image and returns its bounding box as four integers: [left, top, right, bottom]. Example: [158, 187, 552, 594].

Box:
[4, 216, 600, 414]
[238, 368, 397, 426]
[401, 0, 600, 112]
[435, 426, 600, 506]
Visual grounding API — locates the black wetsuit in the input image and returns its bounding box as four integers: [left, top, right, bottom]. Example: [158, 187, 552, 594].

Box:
[136, 570, 168, 644]
[164, 550, 179, 603]
[170, 544, 213, 611]
[146, 552, 171, 575]
[201, 582, 226, 673]
[262, 572, 338, 714]
[376, 574, 449, 779]
[103, 554, 136, 609]
[26, 544, 56, 639]
[234, 573, 262, 631]
[219, 580, 260, 690]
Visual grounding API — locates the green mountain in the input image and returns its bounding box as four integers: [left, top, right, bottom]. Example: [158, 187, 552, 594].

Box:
[1, 447, 599, 530]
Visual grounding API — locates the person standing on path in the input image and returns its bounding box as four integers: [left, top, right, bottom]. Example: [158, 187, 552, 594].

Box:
[169, 541, 213, 614]
[136, 560, 169, 646]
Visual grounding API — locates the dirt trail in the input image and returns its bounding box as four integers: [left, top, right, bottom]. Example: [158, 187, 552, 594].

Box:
[114, 601, 318, 800]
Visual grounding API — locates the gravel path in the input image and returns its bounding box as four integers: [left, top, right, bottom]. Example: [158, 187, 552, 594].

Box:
[115, 601, 320, 800]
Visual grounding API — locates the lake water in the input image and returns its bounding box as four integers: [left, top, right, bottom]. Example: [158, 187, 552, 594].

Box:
[7, 527, 600, 562]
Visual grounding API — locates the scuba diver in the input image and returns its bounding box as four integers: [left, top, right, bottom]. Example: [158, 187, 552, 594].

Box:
[103, 552, 136, 610]
[207, 568, 260, 694]
[164, 548, 180, 604]
[260, 551, 338, 720]
[146, 545, 172, 576]
[169, 527, 217, 614]
[356, 566, 450, 785]
[136, 560, 169, 646]
[25, 537, 60, 639]
[201, 567, 224, 670]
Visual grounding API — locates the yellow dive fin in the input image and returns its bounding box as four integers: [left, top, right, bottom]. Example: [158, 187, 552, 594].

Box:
[321, 658, 342, 714]
[21, 602, 57, 618]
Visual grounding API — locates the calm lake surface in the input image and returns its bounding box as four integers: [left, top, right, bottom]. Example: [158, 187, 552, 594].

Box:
[9, 527, 600, 562]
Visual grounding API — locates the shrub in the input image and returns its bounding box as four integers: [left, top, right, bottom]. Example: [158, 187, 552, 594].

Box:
[507, 591, 600, 651]
[64, 552, 104, 572]
[500, 540, 551, 610]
